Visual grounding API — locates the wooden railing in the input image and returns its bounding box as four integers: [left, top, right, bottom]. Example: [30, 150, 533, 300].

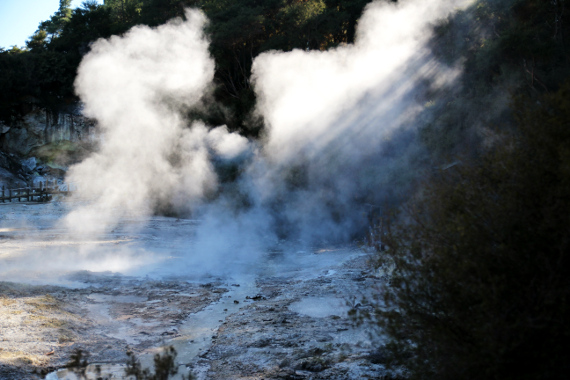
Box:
[1, 181, 73, 203]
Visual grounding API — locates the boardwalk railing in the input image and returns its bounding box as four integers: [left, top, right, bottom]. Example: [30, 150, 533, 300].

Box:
[1, 181, 74, 203]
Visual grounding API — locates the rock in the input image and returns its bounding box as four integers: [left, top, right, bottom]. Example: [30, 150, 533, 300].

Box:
[246, 294, 265, 301]
[0, 105, 97, 156]
[45, 164, 67, 179]
[21, 157, 37, 172]
[296, 358, 328, 372]
[251, 338, 271, 348]
[367, 348, 387, 364]
[0, 153, 27, 188]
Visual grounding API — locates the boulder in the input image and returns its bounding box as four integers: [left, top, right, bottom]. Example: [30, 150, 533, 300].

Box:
[0, 122, 9, 134]
[21, 157, 37, 172]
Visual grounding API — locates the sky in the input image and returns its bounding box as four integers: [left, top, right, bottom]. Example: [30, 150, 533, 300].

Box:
[0, 0, 104, 49]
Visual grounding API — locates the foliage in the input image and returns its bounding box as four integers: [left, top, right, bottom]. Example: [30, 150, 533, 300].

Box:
[29, 140, 95, 167]
[0, 1, 114, 123]
[66, 348, 89, 368]
[64, 348, 90, 378]
[140, 0, 198, 27]
[125, 346, 194, 380]
[359, 85, 570, 379]
[420, 0, 570, 160]
[36, 0, 73, 43]
[356, 6, 570, 377]
[198, 0, 370, 134]
[55, 346, 191, 379]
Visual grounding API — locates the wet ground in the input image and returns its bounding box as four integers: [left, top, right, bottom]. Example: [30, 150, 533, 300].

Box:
[0, 202, 387, 379]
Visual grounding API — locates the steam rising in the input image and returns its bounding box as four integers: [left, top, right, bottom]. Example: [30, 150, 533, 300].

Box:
[246, 0, 467, 241]
[65, 10, 249, 235]
[48, 0, 474, 275]
[255, 0, 462, 161]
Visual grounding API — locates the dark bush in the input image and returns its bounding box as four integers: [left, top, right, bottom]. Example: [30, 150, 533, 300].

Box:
[360, 85, 570, 380]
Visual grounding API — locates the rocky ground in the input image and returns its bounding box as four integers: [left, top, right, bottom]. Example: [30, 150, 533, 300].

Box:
[0, 276, 224, 379]
[193, 254, 386, 380]
[0, 202, 388, 380]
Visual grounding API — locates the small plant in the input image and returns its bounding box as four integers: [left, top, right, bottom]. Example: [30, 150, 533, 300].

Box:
[59, 346, 193, 380]
[65, 348, 90, 378]
[125, 346, 194, 380]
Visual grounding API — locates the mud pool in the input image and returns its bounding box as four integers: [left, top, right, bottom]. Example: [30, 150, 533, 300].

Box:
[0, 201, 386, 379]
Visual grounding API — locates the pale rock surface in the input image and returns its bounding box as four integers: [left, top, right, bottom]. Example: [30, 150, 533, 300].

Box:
[0, 106, 96, 156]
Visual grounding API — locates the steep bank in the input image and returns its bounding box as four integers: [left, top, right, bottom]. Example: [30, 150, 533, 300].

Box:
[0, 105, 97, 188]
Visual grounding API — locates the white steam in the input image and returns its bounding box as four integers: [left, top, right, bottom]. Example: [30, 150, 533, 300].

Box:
[47, 0, 474, 276]
[254, 0, 463, 162]
[65, 10, 250, 235]
[246, 0, 468, 242]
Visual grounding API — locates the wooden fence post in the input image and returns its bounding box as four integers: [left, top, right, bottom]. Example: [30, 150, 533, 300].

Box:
[0, 181, 72, 203]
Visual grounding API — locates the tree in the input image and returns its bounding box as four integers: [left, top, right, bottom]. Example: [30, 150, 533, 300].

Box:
[419, 0, 570, 162]
[360, 84, 570, 380]
[26, 30, 48, 51]
[199, 0, 370, 135]
[140, 0, 197, 27]
[36, 0, 73, 42]
[54, 2, 116, 54]
[103, 0, 144, 25]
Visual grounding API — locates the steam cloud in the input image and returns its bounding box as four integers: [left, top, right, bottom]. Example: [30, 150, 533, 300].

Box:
[58, 0, 473, 273]
[245, 0, 468, 242]
[65, 10, 249, 236]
